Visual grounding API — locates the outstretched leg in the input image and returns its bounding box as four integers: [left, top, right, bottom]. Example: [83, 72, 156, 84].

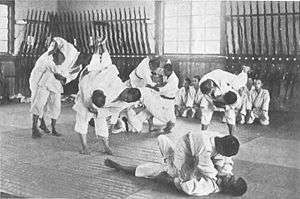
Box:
[104, 159, 174, 185]
[104, 158, 136, 175]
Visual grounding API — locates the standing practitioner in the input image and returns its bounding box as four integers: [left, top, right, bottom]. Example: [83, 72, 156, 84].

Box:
[145, 61, 179, 133]
[29, 41, 69, 138]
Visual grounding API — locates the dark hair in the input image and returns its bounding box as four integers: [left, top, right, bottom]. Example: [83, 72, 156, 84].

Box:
[193, 75, 201, 82]
[52, 50, 65, 65]
[229, 177, 247, 196]
[127, 88, 141, 102]
[163, 63, 173, 72]
[223, 91, 237, 105]
[184, 77, 191, 85]
[218, 135, 240, 157]
[200, 79, 214, 94]
[92, 90, 106, 108]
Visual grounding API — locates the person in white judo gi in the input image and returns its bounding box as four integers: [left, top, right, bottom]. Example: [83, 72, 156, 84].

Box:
[104, 131, 247, 197]
[191, 75, 203, 119]
[246, 79, 270, 125]
[175, 77, 195, 118]
[30, 37, 81, 138]
[73, 39, 141, 155]
[29, 41, 65, 138]
[236, 78, 254, 124]
[199, 66, 250, 135]
[127, 56, 160, 88]
[142, 61, 179, 133]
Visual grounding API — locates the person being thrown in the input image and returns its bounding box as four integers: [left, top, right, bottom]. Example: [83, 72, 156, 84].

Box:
[199, 66, 250, 135]
[104, 131, 247, 197]
[73, 38, 141, 155]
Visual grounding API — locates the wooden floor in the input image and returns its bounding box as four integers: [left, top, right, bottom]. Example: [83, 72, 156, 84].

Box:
[0, 104, 299, 199]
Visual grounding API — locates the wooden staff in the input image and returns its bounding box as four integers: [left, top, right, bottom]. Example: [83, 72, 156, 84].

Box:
[35, 10, 47, 56]
[31, 10, 41, 58]
[83, 11, 91, 54]
[270, 1, 276, 55]
[263, 1, 269, 55]
[72, 12, 81, 51]
[76, 11, 85, 53]
[277, 1, 283, 54]
[91, 10, 98, 52]
[229, 1, 236, 54]
[24, 10, 34, 56]
[119, 8, 127, 55]
[249, 1, 255, 55]
[292, 1, 297, 55]
[143, 7, 151, 54]
[133, 8, 142, 54]
[123, 8, 132, 54]
[73, 11, 81, 51]
[63, 12, 70, 42]
[114, 8, 122, 54]
[87, 11, 94, 52]
[107, 9, 118, 54]
[59, 12, 66, 38]
[284, 1, 289, 55]
[102, 9, 114, 54]
[66, 12, 74, 46]
[36, 10, 46, 55]
[256, 1, 262, 55]
[138, 7, 146, 54]
[41, 11, 50, 52]
[28, 9, 38, 57]
[27, 10, 37, 56]
[79, 11, 89, 54]
[236, 2, 242, 54]
[128, 8, 137, 54]
[242, 2, 248, 55]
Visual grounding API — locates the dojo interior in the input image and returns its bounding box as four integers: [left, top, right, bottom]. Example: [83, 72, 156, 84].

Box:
[0, 0, 299, 198]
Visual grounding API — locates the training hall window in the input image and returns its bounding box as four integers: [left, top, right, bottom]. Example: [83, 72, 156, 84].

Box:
[0, 0, 14, 54]
[163, 1, 221, 54]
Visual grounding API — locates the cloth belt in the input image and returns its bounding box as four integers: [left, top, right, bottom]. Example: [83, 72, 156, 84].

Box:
[160, 95, 175, 100]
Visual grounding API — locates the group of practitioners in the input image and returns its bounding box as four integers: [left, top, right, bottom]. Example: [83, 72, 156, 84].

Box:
[29, 36, 254, 196]
[175, 68, 271, 130]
